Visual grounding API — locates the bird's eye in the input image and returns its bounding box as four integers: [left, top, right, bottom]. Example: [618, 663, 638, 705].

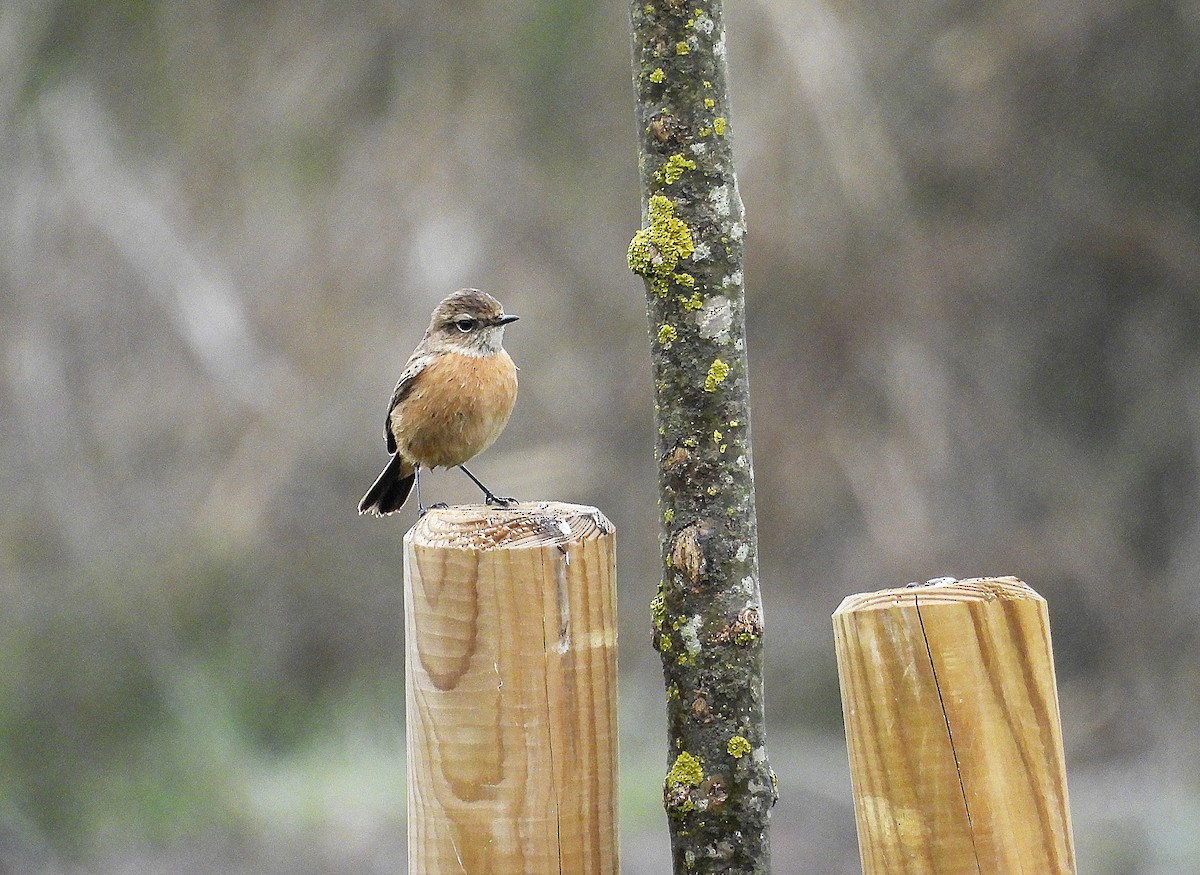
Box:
[455, 318, 476, 332]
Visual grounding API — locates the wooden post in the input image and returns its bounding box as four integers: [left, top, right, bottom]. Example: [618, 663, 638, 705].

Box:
[403, 502, 619, 874]
[832, 576, 1076, 875]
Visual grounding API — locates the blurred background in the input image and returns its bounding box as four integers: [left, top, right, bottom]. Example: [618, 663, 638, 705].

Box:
[2, 0, 1198, 872]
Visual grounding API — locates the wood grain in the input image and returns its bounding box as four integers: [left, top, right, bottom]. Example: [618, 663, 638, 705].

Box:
[404, 502, 618, 874]
[832, 576, 1076, 874]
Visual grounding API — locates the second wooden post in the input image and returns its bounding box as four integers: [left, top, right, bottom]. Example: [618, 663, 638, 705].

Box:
[833, 576, 1076, 874]
[404, 502, 619, 874]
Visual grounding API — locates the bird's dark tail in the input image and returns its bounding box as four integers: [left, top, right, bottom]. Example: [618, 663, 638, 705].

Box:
[358, 455, 416, 515]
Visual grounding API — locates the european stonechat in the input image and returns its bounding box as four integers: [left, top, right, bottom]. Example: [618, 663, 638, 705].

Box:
[358, 288, 519, 516]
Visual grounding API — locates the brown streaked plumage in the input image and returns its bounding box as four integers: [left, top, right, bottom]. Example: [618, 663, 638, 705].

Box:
[358, 289, 519, 516]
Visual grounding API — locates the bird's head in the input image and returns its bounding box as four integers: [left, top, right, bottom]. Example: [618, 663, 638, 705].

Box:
[427, 289, 518, 356]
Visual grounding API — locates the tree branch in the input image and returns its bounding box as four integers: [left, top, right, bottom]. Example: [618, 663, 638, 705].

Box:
[628, 2, 775, 872]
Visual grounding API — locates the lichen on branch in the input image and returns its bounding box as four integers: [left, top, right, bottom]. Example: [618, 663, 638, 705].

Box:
[628, 194, 696, 298]
[628, 1, 775, 873]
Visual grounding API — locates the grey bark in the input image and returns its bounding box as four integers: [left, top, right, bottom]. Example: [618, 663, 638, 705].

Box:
[628, 2, 775, 873]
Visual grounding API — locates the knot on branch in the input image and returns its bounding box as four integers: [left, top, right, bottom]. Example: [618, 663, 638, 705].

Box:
[650, 111, 690, 147]
[670, 518, 714, 584]
[661, 443, 720, 494]
[710, 606, 763, 646]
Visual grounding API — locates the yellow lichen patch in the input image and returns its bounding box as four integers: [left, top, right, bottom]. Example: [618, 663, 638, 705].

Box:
[649, 67, 665, 83]
[713, 116, 727, 136]
[727, 735, 752, 759]
[675, 41, 690, 56]
[679, 289, 703, 310]
[655, 153, 696, 186]
[657, 324, 678, 345]
[668, 752, 704, 786]
[628, 195, 696, 297]
[650, 582, 666, 631]
[704, 358, 730, 392]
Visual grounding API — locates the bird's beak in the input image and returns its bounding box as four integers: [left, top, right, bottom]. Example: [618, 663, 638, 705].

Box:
[495, 314, 519, 325]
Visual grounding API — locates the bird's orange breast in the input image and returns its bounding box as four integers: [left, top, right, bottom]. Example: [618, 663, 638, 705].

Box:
[390, 350, 518, 469]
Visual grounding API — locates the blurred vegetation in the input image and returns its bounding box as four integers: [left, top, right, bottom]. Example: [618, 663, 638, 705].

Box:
[2, 0, 1199, 872]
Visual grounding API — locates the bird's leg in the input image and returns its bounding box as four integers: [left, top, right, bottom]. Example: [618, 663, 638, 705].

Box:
[416, 465, 450, 516]
[459, 464, 517, 506]
[415, 464, 427, 517]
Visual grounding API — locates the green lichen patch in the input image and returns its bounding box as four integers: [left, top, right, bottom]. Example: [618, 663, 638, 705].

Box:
[628, 195, 696, 297]
[679, 289, 703, 310]
[703, 358, 730, 392]
[655, 153, 697, 186]
[727, 735, 752, 759]
[667, 751, 704, 786]
[663, 751, 704, 815]
[657, 323, 678, 346]
[651, 581, 666, 631]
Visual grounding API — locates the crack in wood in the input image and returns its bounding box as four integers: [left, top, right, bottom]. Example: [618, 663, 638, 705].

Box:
[914, 591, 983, 875]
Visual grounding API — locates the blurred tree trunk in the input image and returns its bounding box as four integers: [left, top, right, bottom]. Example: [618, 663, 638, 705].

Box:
[627, 2, 775, 873]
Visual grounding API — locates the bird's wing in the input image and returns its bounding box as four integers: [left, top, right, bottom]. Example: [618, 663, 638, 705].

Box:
[384, 350, 434, 454]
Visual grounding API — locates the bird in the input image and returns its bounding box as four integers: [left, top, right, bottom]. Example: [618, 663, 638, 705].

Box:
[358, 289, 519, 516]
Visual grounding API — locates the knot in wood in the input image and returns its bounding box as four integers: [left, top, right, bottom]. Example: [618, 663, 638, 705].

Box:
[650, 112, 690, 147]
[670, 519, 714, 584]
[699, 775, 728, 813]
[711, 605, 763, 645]
[661, 443, 717, 492]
